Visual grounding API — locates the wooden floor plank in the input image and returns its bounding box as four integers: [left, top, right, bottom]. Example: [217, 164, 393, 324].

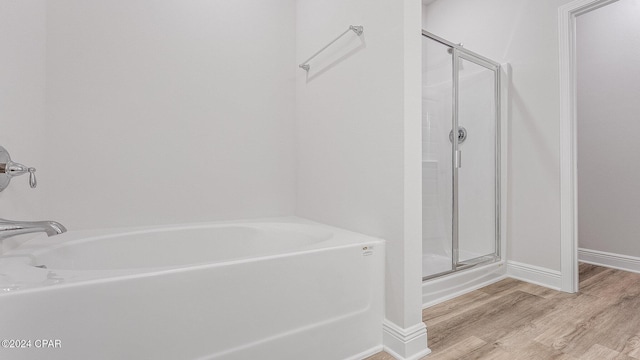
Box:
[502, 341, 578, 360]
[423, 336, 486, 360]
[533, 293, 612, 353]
[364, 351, 396, 360]
[461, 343, 513, 360]
[620, 334, 640, 359]
[422, 290, 491, 326]
[427, 290, 546, 352]
[581, 344, 621, 360]
[578, 262, 609, 282]
[476, 277, 523, 296]
[366, 264, 640, 360]
[580, 268, 640, 301]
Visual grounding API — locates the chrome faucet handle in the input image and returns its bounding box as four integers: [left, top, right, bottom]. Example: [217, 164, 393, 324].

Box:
[2, 161, 36, 188]
[0, 146, 37, 191]
[28, 167, 37, 188]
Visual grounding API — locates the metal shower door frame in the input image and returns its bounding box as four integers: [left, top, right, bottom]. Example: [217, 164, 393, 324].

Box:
[422, 30, 502, 281]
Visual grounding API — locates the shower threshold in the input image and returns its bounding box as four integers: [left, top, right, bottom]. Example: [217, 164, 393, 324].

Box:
[422, 254, 499, 281]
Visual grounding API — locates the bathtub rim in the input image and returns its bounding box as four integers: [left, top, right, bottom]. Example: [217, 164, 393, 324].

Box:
[0, 217, 386, 296]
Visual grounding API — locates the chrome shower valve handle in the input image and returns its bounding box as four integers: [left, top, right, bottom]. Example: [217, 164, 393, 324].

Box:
[1, 161, 37, 188]
[28, 167, 37, 188]
[0, 146, 38, 191]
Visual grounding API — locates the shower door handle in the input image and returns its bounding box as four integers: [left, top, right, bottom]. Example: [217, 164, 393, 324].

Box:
[455, 150, 462, 168]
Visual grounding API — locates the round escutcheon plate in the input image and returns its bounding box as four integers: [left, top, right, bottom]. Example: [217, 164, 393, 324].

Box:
[0, 146, 12, 192]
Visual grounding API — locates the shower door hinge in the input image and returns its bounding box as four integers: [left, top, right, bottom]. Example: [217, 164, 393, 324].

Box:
[455, 150, 462, 168]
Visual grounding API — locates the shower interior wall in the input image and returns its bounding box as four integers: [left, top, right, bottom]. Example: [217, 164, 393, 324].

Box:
[1, 0, 426, 357]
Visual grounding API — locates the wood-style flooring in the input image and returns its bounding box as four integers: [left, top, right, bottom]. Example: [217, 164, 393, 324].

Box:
[367, 263, 640, 359]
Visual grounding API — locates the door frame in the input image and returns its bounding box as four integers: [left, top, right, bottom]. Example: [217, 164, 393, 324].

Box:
[558, 0, 620, 293]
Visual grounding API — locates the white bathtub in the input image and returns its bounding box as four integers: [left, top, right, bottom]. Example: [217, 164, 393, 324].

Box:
[0, 218, 385, 360]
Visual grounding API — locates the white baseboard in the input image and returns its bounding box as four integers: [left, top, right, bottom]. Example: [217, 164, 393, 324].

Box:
[382, 320, 431, 360]
[578, 248, 640, 274]
[506, 260, 562, 290]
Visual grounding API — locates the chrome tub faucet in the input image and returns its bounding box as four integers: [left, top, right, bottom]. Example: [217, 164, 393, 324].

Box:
[0, 146, 67, 241]
[0, 218, 67, 241]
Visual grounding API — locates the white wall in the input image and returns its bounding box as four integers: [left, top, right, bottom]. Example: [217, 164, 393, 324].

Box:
[296, 0, 427, 357]
[296, 2, 404, 250]
[0, 0, 47, 217]
[41, 0, 297, 230]
[3, 2, 427, 356]
[423, 0, 575, 272]
[0, 0, 47, 248]
[577, 0, 640, 258]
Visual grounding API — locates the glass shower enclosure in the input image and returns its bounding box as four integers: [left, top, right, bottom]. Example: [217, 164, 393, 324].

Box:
[422, 31, 501, 280]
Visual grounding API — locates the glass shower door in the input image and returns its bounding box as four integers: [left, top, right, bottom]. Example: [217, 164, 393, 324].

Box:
[422, 31, 501, 280]
[421, 35, 454, 278]
[454, 52, 500, 267]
